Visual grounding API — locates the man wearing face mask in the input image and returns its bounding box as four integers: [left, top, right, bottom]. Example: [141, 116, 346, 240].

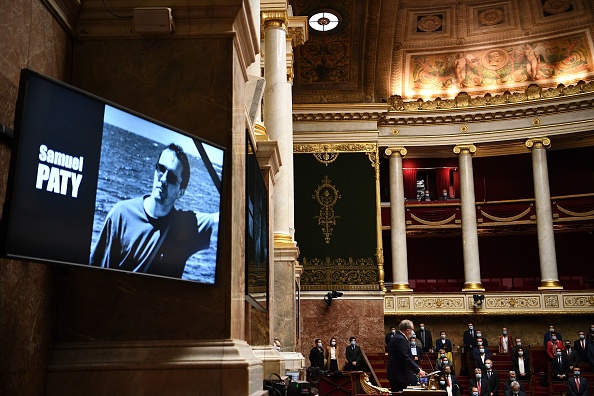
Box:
[386, 326, 397, 348]
[474, 330, 490, 348]
[544, 324, 563, 346]
[324, 337, 341, 372]
[387, 319, 427, 392]
[309, 338, 325, 371]
[436, 330, 453, 353]
[503, 381, 526, 396]
[442, 365, 460, 396]
[565, 340, 580, 370]
[503, 371, 525, 394]
[418, 323, 433, 353]
[484, 359, 500, 396]
[552, 347, 570, 381]
[464, 323, 477, 350]
[469, 368, 490, 396]
[473, 343, 490, 372]
[568, 367, 589, 396]
[574, 331, 590, 363]
[345, 336, 362, 371]
[410, 335, 421, 362]
[473, 337, 492, 359]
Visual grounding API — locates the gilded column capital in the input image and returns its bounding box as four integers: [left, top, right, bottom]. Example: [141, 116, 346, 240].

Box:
[453, 144, 477, 156]
[261, 10, 289, 31]
[384, 147, 407, 158]
[525, 137, 551, 150]
[288, 16, 309, 47]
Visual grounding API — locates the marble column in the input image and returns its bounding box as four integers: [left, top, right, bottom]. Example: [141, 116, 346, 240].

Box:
[262, 10, 294, 246]
[262, 10, 303, 352]
[526, 137, 563, 290]
[385, 147, 411, 291]
[454, 145, 484, 291]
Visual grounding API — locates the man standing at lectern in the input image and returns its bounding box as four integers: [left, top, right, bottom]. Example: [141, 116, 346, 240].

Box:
[387, 319, 427, 392]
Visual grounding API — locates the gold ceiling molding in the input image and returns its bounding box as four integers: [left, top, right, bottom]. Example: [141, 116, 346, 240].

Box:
[294, 143, 377, 154]
[387, 80, 594, 112]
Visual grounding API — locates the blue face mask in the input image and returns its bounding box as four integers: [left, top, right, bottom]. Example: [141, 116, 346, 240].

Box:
[575, 371, 581, 376]
[473, 392, 479, 396]
[351, 341, 356, 346]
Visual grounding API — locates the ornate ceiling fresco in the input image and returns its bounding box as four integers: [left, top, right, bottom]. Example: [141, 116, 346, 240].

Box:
[290, 0, 594, 104]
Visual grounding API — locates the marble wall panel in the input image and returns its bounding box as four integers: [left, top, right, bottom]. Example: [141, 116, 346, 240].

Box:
[0, 1, 73, 395]
[300, 295, 385, 368]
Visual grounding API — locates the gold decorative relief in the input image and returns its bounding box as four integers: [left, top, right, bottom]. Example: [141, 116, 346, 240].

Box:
[385, 296, 395, 309]
[294, 143, 377, 154]
[414, 297, 464, 309]
[398, 297, 411, 309]
[544, 294, 560, 308]
[563, 295, 594, 307]
[313, 152, 340, 166]
[301, 257, 378, 289]
[312, 176, 341, 244]
[485, 296, 540, 309]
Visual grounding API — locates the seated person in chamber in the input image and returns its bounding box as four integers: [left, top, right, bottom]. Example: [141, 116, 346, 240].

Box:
[90, 143, 218, 279]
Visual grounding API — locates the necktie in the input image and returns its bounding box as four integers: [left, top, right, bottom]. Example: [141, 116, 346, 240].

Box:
[478, 381, 481, 393]
[577, 378, 580, 391]
[447, 376, 451, 387]
[582, 340, 585, 349]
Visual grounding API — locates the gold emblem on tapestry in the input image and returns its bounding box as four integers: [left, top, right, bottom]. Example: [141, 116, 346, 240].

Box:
[313, 176, 341, 244]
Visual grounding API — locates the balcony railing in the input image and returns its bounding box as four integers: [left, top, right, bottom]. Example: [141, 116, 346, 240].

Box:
[381, 193, 594, 229]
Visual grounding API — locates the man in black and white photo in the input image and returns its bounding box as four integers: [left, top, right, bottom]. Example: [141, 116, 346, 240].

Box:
[90, 143, 218, 279]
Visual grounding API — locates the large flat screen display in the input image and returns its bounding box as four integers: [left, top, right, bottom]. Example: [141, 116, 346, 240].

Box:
[1, 69, 225, 285]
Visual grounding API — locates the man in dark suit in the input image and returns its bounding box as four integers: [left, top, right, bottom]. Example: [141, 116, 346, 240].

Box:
[544, 324, 563, 346]
[568, 367, 589, 396]
[464, 323, 477, 351]
[552, 347, 570, 381]
[574, 331, 590, 363]
[418, 323, 433, 353]
[565, 340, 580, 370]
[436, 330, 453, 353]
[345, 336, 362, 371]
[387, 319, 427, 392]
[503, 381, 526, 396]
[469, 367, 490, 396]
[484, 359, 500, 396]
[474, 344, 491, 372]
[442, 365, 460, 396]
[385, 326, 397, 347]
[503, 371, 526, 394]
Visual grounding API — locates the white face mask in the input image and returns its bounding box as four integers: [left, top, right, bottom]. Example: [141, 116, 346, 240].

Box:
[391, 329, 396, 333]
[317, 343, 322, 348]
[485, 363, 491, 369]
[351, 341, 356, 346]
[479, 349, 485, 353]
[331, 341, 336, 346]
[411, 342, 416, 346]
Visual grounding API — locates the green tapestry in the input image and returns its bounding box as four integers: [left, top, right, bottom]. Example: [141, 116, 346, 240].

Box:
[294, 151, 379, 290]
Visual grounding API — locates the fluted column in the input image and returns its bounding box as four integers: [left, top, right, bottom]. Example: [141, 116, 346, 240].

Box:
[526, 137, 562, 290]
[385, 147, 411, 292]
[454, 145, 484, 291]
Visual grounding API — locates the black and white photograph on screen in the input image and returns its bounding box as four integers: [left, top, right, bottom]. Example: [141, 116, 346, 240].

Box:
[89, 105, 223, 284]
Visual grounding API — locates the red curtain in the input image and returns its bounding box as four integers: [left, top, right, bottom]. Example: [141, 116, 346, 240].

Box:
[436, 168, 451, 197]
[403, 168, 417, 199]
